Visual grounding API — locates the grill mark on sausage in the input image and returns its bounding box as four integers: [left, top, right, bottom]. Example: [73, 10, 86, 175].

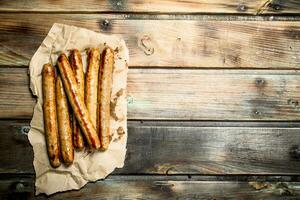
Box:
[58, 54, 99, 149]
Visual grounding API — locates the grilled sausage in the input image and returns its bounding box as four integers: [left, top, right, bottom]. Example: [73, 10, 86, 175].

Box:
[56, 75, 74, 165]
[57, 54, 101, 150]
[69, 49, 85, 150]
[42, 63, 61, 168]
[85, 48, 100, 129]
[98, 47, 114, 150]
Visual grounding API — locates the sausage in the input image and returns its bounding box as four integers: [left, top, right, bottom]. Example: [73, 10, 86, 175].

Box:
[42, 63, 61, 168]
[69, 49, 85, 150]
[57, 54, 101, 150]
[98, 47, 114, 150]
[85, 48, 100, 129]
[56, 75, 74, 165]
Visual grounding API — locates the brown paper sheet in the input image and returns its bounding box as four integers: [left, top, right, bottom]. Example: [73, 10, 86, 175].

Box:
[28, 23, 128, 195]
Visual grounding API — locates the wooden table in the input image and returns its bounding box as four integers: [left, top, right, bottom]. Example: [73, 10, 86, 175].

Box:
[1, 1, 300, 199]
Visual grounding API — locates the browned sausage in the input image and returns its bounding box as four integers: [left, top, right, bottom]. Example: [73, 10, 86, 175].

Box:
[57, 54, 101, 150]
[56, 75, 74, 165]
[69, 49, 85, 150]
[98, 47, 114, 150]
[42, 63, 61, 168]
[85, 48, 100, 129]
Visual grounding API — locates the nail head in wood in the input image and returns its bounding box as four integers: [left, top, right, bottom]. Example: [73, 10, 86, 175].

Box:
[11, 182, 28, 193]
[290, 146, 300, 159]
[101, 19, 111, 31]
[15, 183, 25, 192]
[127, 96, 134, 105]
[237, 4, 247, 12]
[21, 126, 30, 135]
[116, 1, 122, 7]
[254, 110, 261, 115]
[255, 78, 265, 87]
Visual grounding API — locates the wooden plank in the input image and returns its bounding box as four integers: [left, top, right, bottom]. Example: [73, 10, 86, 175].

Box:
[127, 69, 300, 120]
[3, 68, 300, 120]
[0, 14, 300, 68]
[1, 121, 300, 175]
[0, 68, 35, 119]
[0, 121, 33, 174]
[0, 0, 299, 14]
[1, 175, 299, 199]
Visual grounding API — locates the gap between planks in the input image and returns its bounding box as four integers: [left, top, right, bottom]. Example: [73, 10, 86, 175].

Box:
[1, 173, 299, 182]
[1, 176, 299, 199]
[0, 13, 300, 21]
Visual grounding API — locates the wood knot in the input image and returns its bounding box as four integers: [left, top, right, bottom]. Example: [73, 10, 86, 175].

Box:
[250, 182, 294, 196]
[109, 0, 125, 10]
[138, 35, 154, 56]
[269, 3, 282, 11]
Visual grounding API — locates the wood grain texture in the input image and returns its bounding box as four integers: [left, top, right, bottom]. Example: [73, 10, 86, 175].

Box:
[128, 69, 300, 120]
[0, 0, 299, 14]
[1, 176, 299, 199]
[0, 121, 33, 174]
[3, 68, 300, 120]
[0, 14, 300, 68]
[0, 68, 34, 119]
[263, 0, 300, 14]
[1, 121, 300, 175]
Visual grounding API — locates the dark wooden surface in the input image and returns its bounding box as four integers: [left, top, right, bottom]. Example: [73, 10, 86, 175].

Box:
[1, 0, 300, 199]
[1, 120, 300, 175]
[1, 175, 300, 200]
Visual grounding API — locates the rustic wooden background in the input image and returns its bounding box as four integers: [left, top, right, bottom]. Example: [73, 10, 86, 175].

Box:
[1, 0, 300, 199]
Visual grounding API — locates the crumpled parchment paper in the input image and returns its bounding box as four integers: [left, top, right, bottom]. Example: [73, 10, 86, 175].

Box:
[28, 23, 128, 195]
